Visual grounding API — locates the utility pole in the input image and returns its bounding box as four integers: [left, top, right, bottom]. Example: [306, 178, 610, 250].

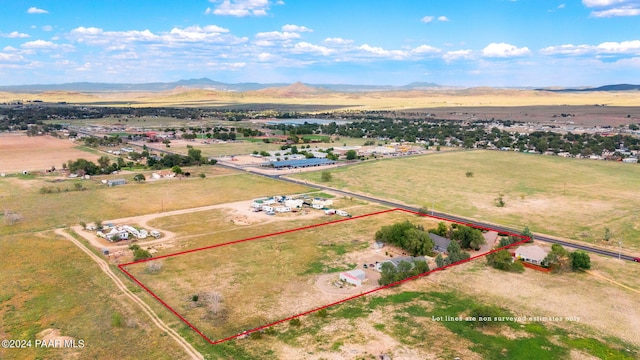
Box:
[618, 239, 622, 261]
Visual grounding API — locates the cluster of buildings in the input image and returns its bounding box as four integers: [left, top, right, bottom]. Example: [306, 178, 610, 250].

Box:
[251, 196, 349, 217]
[96, 224, 160, 242]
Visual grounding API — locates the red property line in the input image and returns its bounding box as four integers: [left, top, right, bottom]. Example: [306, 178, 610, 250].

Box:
[118, 208, 528, 345]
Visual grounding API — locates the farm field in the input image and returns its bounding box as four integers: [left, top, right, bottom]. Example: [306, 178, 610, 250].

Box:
[0, 231, 188, 360]
[0, 133, 101, 173]
[123, 208, 444, 343]
[291, 150, 640, 252]
[0, 168, 310, 236]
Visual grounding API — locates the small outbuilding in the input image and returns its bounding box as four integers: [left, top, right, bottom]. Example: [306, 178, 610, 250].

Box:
[339, 269, 367, 286]
[107, 179, 126, 187]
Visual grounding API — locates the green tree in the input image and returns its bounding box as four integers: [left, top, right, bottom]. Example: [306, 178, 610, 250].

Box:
[486, 250, 523, 272]
[321, 171, 333, 182]
[570, 251, 591, 270]
[345, 150, 357, 160]
[97, 156, 111, 172]
[187, 147, 202, 163]
[451, 225, 486, 250]
[133, 174, 146, 182]
[171, 166, 183, 177]
[130, 244, 152, 261]
[543, 243, 571, 272]
[522, 227, 534, 243]
[435, 254, 446, 268]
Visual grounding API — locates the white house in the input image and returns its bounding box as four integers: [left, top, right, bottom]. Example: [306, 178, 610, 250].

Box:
[275, 206, 291, 213]
[336, 210, 350, 217]
[515, 245, 548, 265]
[262, 205, 274, 213]
[285, 199, 304, 208]
[339, 269, 366, 286]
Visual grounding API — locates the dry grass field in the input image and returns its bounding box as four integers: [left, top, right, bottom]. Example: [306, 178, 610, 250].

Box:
[292, 150, 640, 253]
[0, 133, 101, 173]
[125, 208, 441, 343]
[0, 231, 189, 360]
[0, 167, 310, 236]
[3, 88, 640, 111]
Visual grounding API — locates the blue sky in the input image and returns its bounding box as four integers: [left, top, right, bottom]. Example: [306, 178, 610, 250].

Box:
[1, 0, 639, 86]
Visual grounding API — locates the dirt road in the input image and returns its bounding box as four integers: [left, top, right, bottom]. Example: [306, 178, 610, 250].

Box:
[55, 229, 204, 360]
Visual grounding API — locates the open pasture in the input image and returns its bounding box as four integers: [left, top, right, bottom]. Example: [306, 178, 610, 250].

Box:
[292, 150, 640, 252]
[0, 133, 100, 173]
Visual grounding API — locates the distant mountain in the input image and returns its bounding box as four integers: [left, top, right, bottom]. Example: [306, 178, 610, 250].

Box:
[0, 78, 443, 93]
[537, 84, 640, 92]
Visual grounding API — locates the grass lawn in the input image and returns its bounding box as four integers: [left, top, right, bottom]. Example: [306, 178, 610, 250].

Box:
[0, 232, 188, 360]
[291, 150, 640, 251]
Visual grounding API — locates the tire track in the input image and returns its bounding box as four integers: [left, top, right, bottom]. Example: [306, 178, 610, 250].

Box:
[54, 228, 204, 360]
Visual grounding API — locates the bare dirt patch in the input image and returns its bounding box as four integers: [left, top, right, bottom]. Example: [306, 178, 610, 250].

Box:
[0, 133, 100, 173]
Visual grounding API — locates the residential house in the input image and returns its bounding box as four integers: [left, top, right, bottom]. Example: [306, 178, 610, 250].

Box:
[428, 233, 451, 253]
[514, 245, 549, 265]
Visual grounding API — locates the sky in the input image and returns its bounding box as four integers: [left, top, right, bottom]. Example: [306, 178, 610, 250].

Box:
[0, 0, 639, 87]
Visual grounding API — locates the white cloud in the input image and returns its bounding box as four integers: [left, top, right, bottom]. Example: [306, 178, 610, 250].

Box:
[358, 44, 408, 59]
[42, 25, 54, 32]
[258, 52, 275, 61]
[0, 53, 26, 62]
[21, 40, 58, 49]
[27, 7, 48, 14]
[281, 24, 313, 32]
[412, 44, 441, 54]
[2, 31, 30, 39]
[421, 15, 449, 23]
[540, 44, 594, 55]
[323, 37, 353, 45]
[582, 0, 640, 17]
[421, 16, 434, 23]
[292, 42, 334, 56]
[482, 43, 531, 57]
[206, 0, 281, 17]
[443, 49, 474, 62]
[255, 40, 275, 47]
[3, 46, 18, 51]
[541, 40, 640, 55]
[167, 25, 230, 42]
[591, 7, 640, 16]
[255, 31, 300, 41]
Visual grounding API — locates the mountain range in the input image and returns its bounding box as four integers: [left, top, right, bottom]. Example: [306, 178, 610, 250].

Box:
[0, 78, 638, 94]
[0, 78, 443, 93]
